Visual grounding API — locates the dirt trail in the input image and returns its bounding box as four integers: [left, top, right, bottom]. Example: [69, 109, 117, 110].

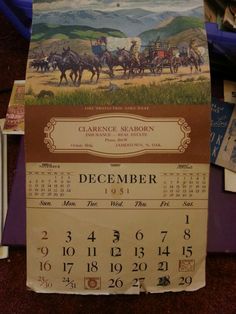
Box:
[25, 62, 210, 96]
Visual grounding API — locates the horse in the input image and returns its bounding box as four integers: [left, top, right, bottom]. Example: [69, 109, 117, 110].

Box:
[132, 51, 159, 76]
[61, 47, 101, 86]
[188, 49, 204, 72]
[47, 52, 78, 86]
[30, 59, 49, 72]
[179, 48, 204, 73]
[115, 48, 142, 77]
[100, 50, 120, 77]
[100, 49, 133, 77]
[46, 53, 58, 71]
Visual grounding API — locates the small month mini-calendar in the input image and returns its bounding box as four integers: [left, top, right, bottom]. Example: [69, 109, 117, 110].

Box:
[25, 0, 211, 294]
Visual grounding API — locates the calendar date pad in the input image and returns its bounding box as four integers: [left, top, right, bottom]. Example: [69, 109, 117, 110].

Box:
[27, 162, 208, 294]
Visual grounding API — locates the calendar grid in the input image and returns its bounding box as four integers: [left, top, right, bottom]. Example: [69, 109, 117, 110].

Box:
[26, 162, 209, 293]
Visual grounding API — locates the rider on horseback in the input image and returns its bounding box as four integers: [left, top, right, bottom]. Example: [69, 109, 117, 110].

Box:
[189, 38, 202, 59]
[130, 40, 140, 65]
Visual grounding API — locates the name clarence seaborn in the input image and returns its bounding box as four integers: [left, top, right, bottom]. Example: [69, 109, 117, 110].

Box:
[78, 173, 157, 184]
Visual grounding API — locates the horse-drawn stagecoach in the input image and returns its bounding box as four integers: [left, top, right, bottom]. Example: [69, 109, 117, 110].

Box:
[143, 40, 181, 74]
[91, 37, 181, 75]
[29, 36, 205, 86]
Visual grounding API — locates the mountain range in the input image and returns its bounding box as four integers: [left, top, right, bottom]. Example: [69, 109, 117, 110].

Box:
[33, 7, 204, 37]
[31, 23, 125, 41]
[139, 16, 204, 45]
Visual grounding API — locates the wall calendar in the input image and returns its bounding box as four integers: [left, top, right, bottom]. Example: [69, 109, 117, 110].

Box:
[25, 0, 211, 294]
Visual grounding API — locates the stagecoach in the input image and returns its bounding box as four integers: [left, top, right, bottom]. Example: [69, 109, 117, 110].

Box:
[144, 41, 180, 74]
[91, 37, 180, 76]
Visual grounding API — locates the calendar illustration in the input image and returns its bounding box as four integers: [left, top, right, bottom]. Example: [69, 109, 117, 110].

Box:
[25, 0, 211, 294]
